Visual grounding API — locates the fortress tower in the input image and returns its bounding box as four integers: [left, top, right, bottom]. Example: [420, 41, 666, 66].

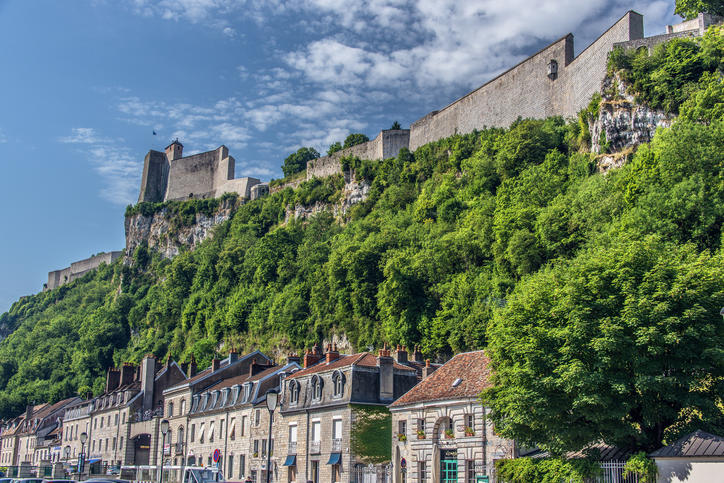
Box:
[137, 141, 260, 203]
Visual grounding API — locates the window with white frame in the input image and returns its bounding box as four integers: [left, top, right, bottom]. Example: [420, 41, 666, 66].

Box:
[331, 371, 344, 397]
[311, 375, 323, 401]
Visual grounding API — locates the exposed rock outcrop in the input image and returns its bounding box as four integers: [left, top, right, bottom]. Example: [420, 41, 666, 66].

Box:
[590, 73, 673, 172]
[125, 197, 238, 260]
[284, 176, 371, 223]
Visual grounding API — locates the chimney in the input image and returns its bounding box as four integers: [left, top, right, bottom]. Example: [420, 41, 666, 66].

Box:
[286, 353, 301, 365]
[165, 139, 183, 161]
[422, 359, 438, 379]
[326, 343, 340, 363]
[377, 345, 394, 402]
[394, 345, 408, 364]
[228, 347, 239, 364]
[411, 345, 424, 363]
[211, 358, 221, 372]
[25, 404, 33, 421]
[303, 348, 322, 368]
[188, 355, 197, 378]
[105, 368, 121, 393]
[250, 360, 274, 377]
[141, 354, 156, 411]
[120, 363, 135, 386]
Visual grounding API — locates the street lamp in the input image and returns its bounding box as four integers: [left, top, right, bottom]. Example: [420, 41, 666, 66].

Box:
[79, 432, 88, 479]
[265, 390, 279, 483]
[159, 419, 170, 483]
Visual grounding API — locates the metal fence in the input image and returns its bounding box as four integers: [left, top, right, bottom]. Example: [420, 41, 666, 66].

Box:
[587, 461, 639, 483]
[352, 463, 392, 483]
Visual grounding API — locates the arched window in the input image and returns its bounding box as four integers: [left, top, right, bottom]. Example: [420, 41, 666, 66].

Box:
[167, 402, 174, 417]
[289, 380, 300, 405]
[331, 371, 345, 398]
[177, 426, 184, 446]
[180, 399, 186, 415]
[311, 375, 323, 401]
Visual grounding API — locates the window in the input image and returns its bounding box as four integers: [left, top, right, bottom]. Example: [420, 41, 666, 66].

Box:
[466, 460, 475, 483]
[399, 420, 407, 435]
[311, 421, 321, 442]
[289, 381, 300, 405]
[228, 455, 234, 476]
[332, 371, 344, 397]
[332, 418, 342, 441]
[288, 424, 297, 444]
[239, 454, 245, 479]
[219, 419, 224, 440]
[94, 418, 97, 429]
[115, 414, 119, 425]
[417, 418, 425, 435]
[229, 418, 236, 441]
[419, 462, 427, 482]
[209, 422, 215, 442]
[168, 402, 174, 417]
[253, 440, 259, 457]
[241, 416, 247, 436]
[107, 415, 111, 426]
[199, 423, 205, 444]
[190, 424, 196, 442]
[122, 413, 126, 425]
[112, 437, 116, 450]
[261, 439, 267, 458]
[106, 438, 109, 451]
[119, 437, 123, 449]
[332, 464, 341, 483]
[311, 461, 319, 483]
[177, 427, 184, 447]
[91, 440, 95, 452]
[99, 417, 103, 429]
[311, 375, 323, 401]
[180, 399, 186, 415]
[254, 410, 260, 427]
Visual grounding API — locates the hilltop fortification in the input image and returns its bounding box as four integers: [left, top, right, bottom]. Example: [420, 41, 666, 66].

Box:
[44, 251, 122, 291]
[138, 140, 261, 203]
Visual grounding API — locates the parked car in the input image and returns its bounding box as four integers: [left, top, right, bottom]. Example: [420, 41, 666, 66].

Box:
[82, 479, 130, 483]
[12, 479, 43, 483]
[42, 479, 77, 483]
[0, 478, 12, 483]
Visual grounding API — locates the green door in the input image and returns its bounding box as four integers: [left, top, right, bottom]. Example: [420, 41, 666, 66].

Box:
[441, 459, 458, 483]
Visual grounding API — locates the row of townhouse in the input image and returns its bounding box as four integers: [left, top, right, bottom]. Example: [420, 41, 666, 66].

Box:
[0, 345, 513, 483]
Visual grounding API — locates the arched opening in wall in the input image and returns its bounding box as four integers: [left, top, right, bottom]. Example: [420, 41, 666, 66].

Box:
[433, 416, 453, 443]
[132, 433, 151, 466]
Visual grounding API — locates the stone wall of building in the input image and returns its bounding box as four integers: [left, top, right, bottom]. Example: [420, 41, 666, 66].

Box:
[46, 251, 122, 291]
[306, 130, 410, 180]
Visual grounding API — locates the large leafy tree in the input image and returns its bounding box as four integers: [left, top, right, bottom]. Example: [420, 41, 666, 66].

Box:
[282, 147, 319, 177]
[484, 237, 724, 453]
[675, 0, 724, 19]
[343, 133, 370, 148]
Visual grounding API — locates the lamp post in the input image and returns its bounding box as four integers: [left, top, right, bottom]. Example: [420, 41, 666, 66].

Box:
[265, 390, 278, 483]
[79, 432, 87, 479]
[158, 419, 170, 483]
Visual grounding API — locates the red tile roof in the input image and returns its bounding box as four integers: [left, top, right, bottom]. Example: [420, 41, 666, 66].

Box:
[389, 350, 492, 407]
[287, 352, 415, 378]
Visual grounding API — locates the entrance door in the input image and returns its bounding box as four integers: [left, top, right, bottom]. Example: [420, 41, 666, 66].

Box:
[441, 459, 457, 483]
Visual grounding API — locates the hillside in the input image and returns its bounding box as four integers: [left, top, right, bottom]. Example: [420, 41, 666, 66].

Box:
[0, 28, 722, 452]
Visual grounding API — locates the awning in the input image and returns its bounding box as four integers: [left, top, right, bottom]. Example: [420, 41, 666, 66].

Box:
[326, 453, 341, 465]
[87, 458, 102, 464]
[282, 455, 296, 467]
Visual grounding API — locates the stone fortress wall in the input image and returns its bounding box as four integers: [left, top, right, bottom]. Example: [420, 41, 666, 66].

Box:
[306, 11, 721, 174]
[45, 251, 123, 291]
[138, 140, 260, 203]
[306, 129, 410, 180]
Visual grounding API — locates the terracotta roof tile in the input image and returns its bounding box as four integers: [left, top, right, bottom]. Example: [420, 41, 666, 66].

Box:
[389, 350, 491, 407]
[287, 352, 415, 379]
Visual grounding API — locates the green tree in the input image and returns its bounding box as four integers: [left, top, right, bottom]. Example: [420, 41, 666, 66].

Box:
[675, 0, 724, 19]
[343, 133, 370, 149]
[484, 238, 724, 453]
[390, 121, 401, 130]
[327, 141, 343, 155]
[282, 147, 319, 178]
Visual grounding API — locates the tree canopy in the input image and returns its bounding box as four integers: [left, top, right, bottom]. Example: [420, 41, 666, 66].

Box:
[675, 0, 724, 19]
[343, 133, 370, 148]
[282, 147, 319, 177]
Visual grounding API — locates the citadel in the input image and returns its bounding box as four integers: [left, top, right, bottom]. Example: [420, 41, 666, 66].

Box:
[44, 10, 721, 290]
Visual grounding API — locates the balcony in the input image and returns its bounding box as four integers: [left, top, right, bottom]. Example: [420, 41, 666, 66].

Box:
[332, 439, 342, 452]
[287, 442, 297, 454]
[310, 441, 321, 454]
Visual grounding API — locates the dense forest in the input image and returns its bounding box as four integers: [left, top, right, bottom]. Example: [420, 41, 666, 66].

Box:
[0, 27, 721, 455]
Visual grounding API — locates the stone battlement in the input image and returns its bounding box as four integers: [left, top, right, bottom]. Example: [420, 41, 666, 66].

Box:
[45, 251, 122, 291]
[138, 140, 260, 203]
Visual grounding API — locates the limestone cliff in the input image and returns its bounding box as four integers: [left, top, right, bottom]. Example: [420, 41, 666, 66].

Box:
[590, 73, 673, 172]
[285, 176, 371, 223]
[125, 197, 239, 260]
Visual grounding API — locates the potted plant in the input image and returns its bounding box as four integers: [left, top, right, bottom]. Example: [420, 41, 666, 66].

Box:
[398, 433, 407, 442]
[417, 429, 425, 439]
[464, 426, 475, 436]
[253, 451, 258, 458]
[444, 429, 455, 439]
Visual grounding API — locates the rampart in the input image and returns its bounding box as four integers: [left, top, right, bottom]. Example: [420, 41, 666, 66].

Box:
[307, 129, 410, 180]
[45, 251, 122, 291]
[138, 142, 260, 203]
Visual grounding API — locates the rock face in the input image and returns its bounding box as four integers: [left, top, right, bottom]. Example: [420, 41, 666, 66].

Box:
[590, 73, 672, 172]
[285, 175, 371, 223]
[125, 198, 238, 260]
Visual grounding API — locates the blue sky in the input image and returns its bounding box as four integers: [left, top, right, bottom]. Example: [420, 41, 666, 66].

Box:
[0, 0, 680, 312]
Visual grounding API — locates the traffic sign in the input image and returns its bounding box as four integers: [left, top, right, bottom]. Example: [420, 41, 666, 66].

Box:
[213, 449, 220, 463]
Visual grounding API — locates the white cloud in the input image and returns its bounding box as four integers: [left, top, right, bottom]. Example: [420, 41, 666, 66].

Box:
[0, 128, 7, 143]
[59, 128, 142, 205]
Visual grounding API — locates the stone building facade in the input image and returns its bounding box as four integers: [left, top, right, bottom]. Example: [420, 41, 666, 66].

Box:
[138, 140, 260, 203]
[277, 345, 418, 483]
[14, 398, 80, 466]
[389, 351, 515, 483]
[45, 251, 122, 291]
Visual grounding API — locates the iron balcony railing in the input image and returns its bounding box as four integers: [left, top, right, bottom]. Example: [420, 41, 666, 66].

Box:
[287, 442, 297, 454]
[310, 441, 321, 454]
[332, 439, 342, 452]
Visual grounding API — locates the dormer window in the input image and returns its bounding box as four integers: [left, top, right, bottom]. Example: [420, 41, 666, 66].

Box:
[200, 393, 209, 411]
[231, 386, 240, 405]
[311, 375, 323, 401]
[210, 391, 219, 409]
[221, 388, 230, 407]
[243, 383, 252, 402]
[191, 396, 199, 413]
[332, 370, 345, 398]
[289, 380, 300, 405]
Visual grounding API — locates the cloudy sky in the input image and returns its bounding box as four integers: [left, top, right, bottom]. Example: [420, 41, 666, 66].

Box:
[0, 0, 680, 311]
